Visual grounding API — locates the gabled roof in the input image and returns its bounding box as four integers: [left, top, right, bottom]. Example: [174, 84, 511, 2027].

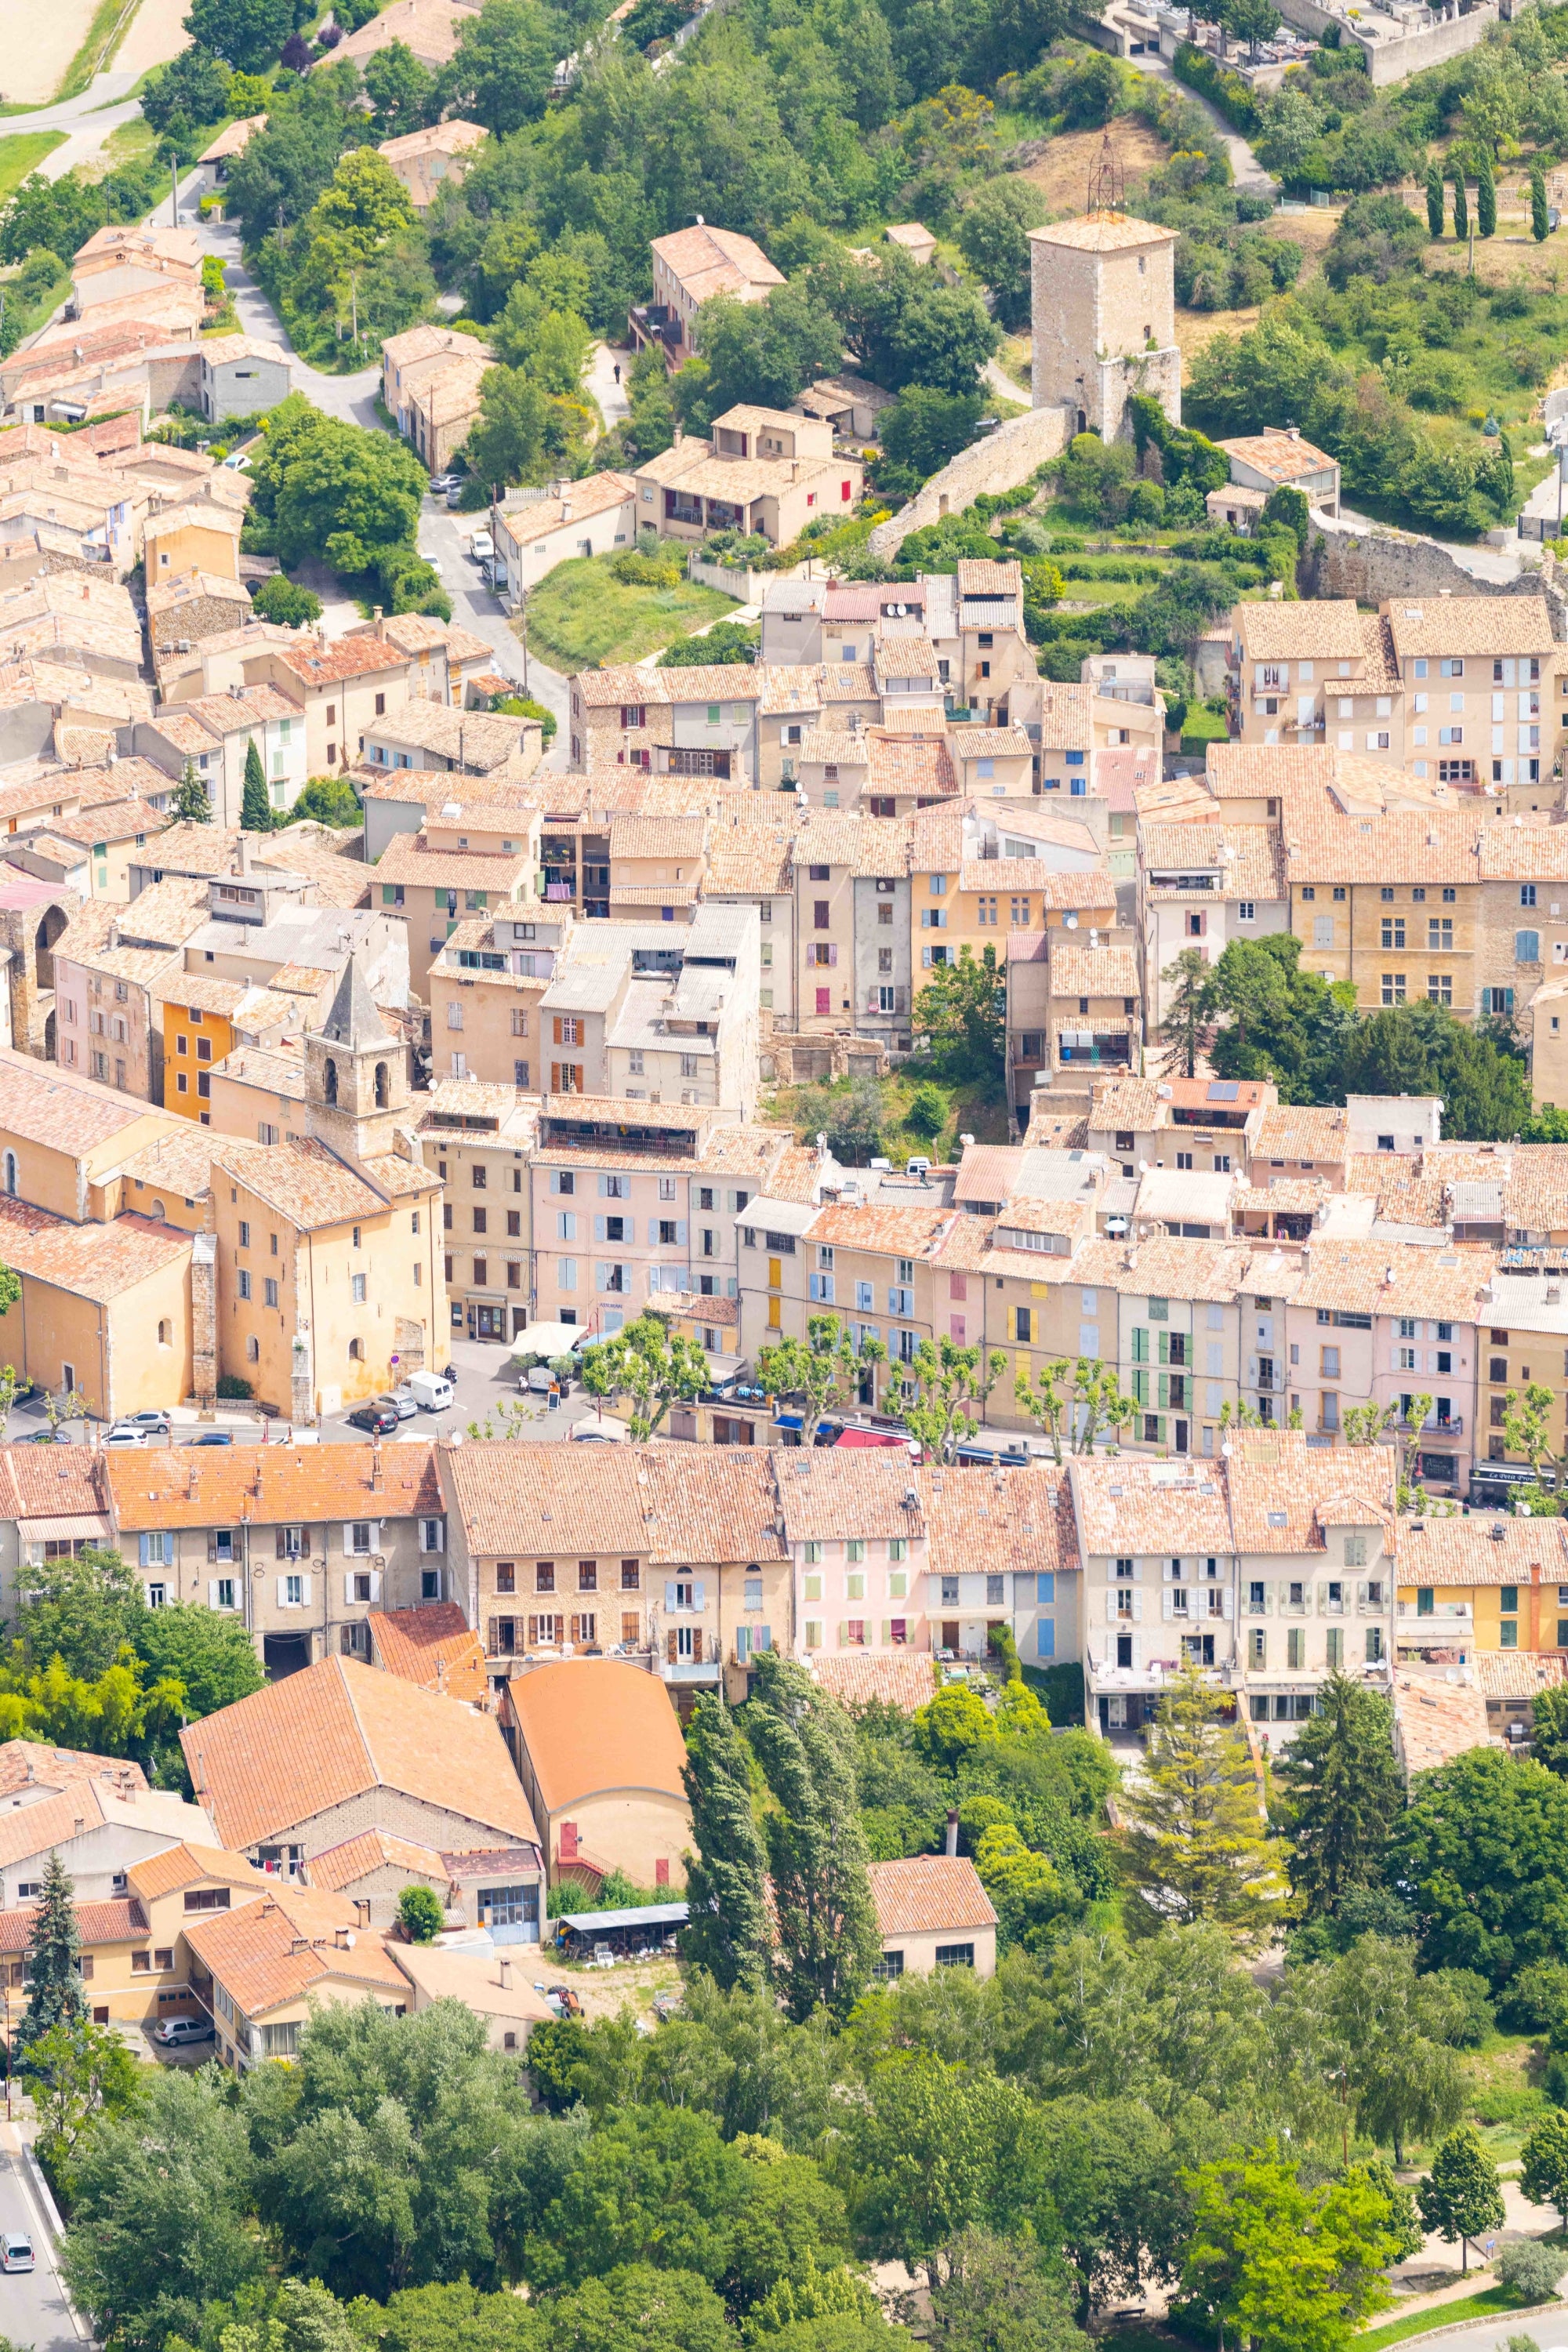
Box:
[180, 1654, 540, 1852]
[504, 1659, 688, 1815]
[869, 1854, 997, 1937]
[368, 1603, 486, 1705]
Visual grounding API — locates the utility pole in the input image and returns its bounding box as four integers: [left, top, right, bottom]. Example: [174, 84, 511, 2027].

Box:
[171, 157, 179, 227]
[519, 588, 529, 694]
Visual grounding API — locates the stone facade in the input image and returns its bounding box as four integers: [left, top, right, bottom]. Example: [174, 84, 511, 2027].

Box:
[866, 407, 1073, 560]
[1028, 210, 1181, 440]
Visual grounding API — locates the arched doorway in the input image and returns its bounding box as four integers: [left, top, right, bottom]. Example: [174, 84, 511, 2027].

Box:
[34, 906, 65, 994]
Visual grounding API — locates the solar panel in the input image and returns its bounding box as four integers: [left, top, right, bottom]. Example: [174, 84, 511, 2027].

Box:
[1207, 1080, 1240, 1101]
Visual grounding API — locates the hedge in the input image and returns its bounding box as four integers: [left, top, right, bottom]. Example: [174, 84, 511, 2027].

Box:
[1172, 42, 1262, 137]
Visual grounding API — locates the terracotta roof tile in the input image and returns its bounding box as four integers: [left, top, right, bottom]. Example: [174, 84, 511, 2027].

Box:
[869, 1853, 996, 1936]
[368, 1602, 486, 1704]
[107, 1443, 440, 1533]
[503, 1657, 688, 1814]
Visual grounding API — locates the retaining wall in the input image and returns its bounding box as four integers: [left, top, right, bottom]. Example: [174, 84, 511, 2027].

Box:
[866, 405, 1073, 560]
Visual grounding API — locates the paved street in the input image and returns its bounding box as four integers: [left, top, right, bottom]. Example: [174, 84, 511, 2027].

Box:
[0, 2132, 84, 2352]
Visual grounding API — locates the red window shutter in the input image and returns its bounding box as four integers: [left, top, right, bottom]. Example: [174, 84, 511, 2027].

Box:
[655, 1858, 670, 1887]
[815, 988, 831, 1014]
[842, 481, 851, 500]
[950, 1272, 967, 1301]
[559, 1820, 578, 1860]
[553, 1017, 563, 1044]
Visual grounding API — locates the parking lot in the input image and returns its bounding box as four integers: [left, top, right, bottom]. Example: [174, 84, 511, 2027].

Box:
[0, 1337, 615, 1454]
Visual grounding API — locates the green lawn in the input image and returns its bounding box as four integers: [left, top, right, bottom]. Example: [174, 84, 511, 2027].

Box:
[0, 132, 65, 201]
[521, 553, 739, 670]
[1356, 2285, 1537, 2350]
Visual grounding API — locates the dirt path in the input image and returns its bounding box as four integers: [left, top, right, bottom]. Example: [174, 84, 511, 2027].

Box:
[116, 0, 192, 80]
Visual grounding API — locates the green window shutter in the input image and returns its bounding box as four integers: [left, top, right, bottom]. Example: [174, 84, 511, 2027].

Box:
[1158, 1370, 1169, 1409]
[1157, 1330, 1170, 1366]
[1132, 1327, 1148, 1363]
[1153, 1416, 1166, 1445]
[1132, 1368, 1149, 1405]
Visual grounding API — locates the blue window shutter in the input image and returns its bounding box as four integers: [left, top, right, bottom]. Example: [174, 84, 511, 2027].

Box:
[665, 1581, 677, 1609]
[1036, 1621, 1056, 1659]
[1036, 1572, 1054, 1605]
[138, 1533, 151, 1567]
[676, 1221, 687, 1243]
[594, 1215, 606, 1241]
[694, 1580, 706, 1608]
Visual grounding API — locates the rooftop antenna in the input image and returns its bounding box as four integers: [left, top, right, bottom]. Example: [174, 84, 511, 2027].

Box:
[1087, 132, 1124, 217]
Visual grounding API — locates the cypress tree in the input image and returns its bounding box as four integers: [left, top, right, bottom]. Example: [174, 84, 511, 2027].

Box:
[1476, 151, 1497, 238]
[680, 1695, 771, 1990]
[1453, 169, 1468, 241]
[240, 737, 273, 833]
[744, 1653, 880, 2023]
[174, 759, 211, 822]
[1533, 162, 1550, 244]
[14, 1850, 84, 2062]
[1426, 160, 1444, 240]
[1272, 1669, 1403, 1919]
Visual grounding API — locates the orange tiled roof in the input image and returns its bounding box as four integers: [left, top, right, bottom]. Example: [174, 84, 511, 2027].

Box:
[368, 1603, 486, 1704]
[869, 1854, 997, 1938]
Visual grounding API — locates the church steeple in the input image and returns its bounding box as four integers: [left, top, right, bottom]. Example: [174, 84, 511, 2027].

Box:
[304, 953, 407, 1160]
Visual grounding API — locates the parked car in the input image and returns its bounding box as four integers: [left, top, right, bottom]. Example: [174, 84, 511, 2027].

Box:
[222, 451, 252, 471]
[571, 1417, 631, 1443]
[388, 1388, 420, 1421]
[183, 1430, 234, 1446]
[470, 530, 494, 561]
[348, 1401, 399, 1436]
[0, 2235, 34, 2274]
[103, 1425, 147, 1449]
[429, 473, 461, 495]
[408, 1370, 453, 1411]
[152, 2015, 214, 2048]
[121, 1409, 172, 1435]
[23, 1429, 69, 1443]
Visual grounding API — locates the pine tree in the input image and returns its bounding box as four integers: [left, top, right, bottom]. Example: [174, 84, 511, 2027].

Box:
[1476, 151, 1497, 238]
[744, 1653, 880, 2023]
[1157, 946, 1217, 1080]
[13, 1850, 85, 2063]
[1119, 1664, 1288, 1951]
[1417, 2126, 1504, 2274]
[241, 737, 273, 833]
[174, 760, 211, 823]
[1453, 169, 1469, 241]
[1272, 1670, 1403, 1919]
[1426, 161, 1444, 240]
[680, 1695, 771, 1991]
[1533, 163, 1550, 245]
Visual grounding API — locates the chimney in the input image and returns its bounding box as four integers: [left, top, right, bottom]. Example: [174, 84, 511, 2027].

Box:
[354, 1898, 370, 1928]
[945, 1808, 959, 1858]
[372, 606, 384, 635]
[73, 1816, 84, 1835]
[499, 1956, 512, 1988]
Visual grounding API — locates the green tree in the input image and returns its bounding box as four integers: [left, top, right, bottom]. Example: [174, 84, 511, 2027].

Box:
[681, 1697, 771, 1991]
[1476, 150, 1497, 238]
[545, 2263, 731, 2352]
[1181, 2151, 1402, 2352]
[1533, 162, 1550, 243]
[442, 0, 561, 136]
[141, 44, 232, 137]
[1417, 2125, 1504, 2274]
[27, 2018, 143, 2199]
[808, 245, 1000, 396]
[1453, 169, 1469, 241]
[532, 2105, 748, 2288]
[1530, 1682, 1568, 1777]
[1157, 946, 1217, 1079]
[1221, 0, 1281, 60]
[927, 2227, 1086, 2352]
[906, 1083, 946, 1141]
[1277, 1936, 1468, 2163]
[292, 776, 364, 827]
[1427, 159, 1445, 239]
[241, 736, 274, 833]
[757, 1315, 887, 1446]
[397, 1884, 443, 1943]
[901, 1337, 1007, 1465]
[1013, 1358, 1137, 1462]
[1119, 1665, 1288, 1949]
[174, 760, 211, 822]
[691, 283, 844, 423]
[250, 575, 324, 627]
[183, 0, 291, 71]
[744, 1653, 880, 2024]
[132, 1601, 265, 1723]
[524, 2015, 590, 2113]
[879, 388, 985, 483]
[1388, 1748, 1568, 1983]
[364, 40, 437, 136]
[256, 399, 428, 590]
[576, 1313, 710, 1440]
[1521, 2107, 1568, 2230]
[955, 180, 1048, 331]
[362, 2281, 542, 2352]
[13, 1849, 84, 2062]
[463, 366, 553, 492]
[913, 946, 1004, 1087]
[1272, 1671, 1403, 1920]
[60, 2066, 264, 2350]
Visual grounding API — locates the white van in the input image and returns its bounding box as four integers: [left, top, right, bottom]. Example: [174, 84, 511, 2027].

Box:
[408, 1370, 455, 1412]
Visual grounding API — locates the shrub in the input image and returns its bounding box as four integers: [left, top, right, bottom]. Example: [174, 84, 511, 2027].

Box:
[608, 547, 681, 588]
[397, 1885, 444, 1944]
[1498, 2240, 1564, 2305]
[249, 574, 322, 626]
[905, 1083, 946, 1140]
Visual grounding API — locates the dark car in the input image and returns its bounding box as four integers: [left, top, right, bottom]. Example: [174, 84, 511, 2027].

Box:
[183, 1430, 234, 1446]
[24, 1429, 69, 1443]
[348, 1402, 399, 1436]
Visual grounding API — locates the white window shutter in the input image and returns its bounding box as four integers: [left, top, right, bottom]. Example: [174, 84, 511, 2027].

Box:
[371, 1570, 383, 1602]
[207, 1580, 220, 1607]
[1131, 1592, 1143, 1621]
[596, 1265, 609, 1290]
[598, 1174, 610, 1197]
[343, 1574, 358, 1604]
[1222, 1588, 1234, 1619]
[665, 1581, 677, 1609]
[695, 1579, 706, 1608]
[300, 1576, 312, 1606]
[1131, 1635, 1142, 1668]
[278, 1577, 292, 1607]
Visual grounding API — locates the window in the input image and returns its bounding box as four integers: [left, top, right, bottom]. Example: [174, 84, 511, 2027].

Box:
[935, 1944, 976, 1969]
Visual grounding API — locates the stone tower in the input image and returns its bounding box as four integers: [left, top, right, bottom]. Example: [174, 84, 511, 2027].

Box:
[304, 955, 408, 1161]
[1028, 209, 1181, 444]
